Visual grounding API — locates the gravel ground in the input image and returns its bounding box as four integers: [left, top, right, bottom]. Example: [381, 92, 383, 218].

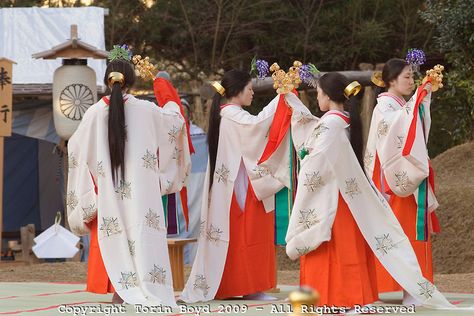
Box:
[0, 261, 472, 293]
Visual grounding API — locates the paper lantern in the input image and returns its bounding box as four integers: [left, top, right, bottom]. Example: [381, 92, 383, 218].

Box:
[52, 59, 96, 139]
[32, 24, 108, 140]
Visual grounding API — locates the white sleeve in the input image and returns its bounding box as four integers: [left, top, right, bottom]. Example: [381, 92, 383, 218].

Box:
[374, 88, 432, 196]
[285, 127, 339, 260]
[66, 120, 97, 236]
[156, 104, 191, 195]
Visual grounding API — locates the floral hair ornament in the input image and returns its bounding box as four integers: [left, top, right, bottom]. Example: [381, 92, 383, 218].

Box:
[406, 48, 426, 74]
[250, 56, 270, 80]
[406, 48, 426, 67]
[422, 64, 445, 92]
[211, 81, 225, 96]
[343, 81, 362, 99]
[298, 63, 320, 88]
[132, 55, 156, 81]
[108, 72, 125, 87]
[371, 71, 385, 88]
[270, 61, 303, 94]
[108, 44, 132, 62]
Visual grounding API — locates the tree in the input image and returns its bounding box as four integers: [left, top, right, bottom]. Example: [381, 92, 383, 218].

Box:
[420, 0, 474, 156]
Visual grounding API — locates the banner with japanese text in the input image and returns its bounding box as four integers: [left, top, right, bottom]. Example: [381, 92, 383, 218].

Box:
[0, 58, 13, 136]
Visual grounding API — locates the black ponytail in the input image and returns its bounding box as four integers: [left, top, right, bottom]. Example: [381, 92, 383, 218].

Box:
[103, 59, 136, 184]
[207, 69, 251, 190]
[207, 93, 222, 189]
[346, 96, 363, 168]
[108, 82, 126, 184]
[318, 72, 364, 168]
[374, 86, 385, 98]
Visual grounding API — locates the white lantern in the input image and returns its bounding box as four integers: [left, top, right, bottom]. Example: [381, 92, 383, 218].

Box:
[53, 59, 97, 139]
[32, 24, 108, 140]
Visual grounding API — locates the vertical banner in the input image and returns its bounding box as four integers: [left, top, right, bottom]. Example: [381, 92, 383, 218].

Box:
[0, 57, 14, 255]
[0, 58, 14, 136]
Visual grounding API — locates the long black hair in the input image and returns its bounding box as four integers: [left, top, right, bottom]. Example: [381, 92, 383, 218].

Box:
[103, 59, 136, 184]
[318, 72, 364, 168]
[207, 69, 251, 189]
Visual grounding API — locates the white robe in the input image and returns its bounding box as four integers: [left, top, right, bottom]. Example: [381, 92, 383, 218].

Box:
[267, 98, 453, 308]
[67, 95, 191, 307]
[180, 94, 294, 303]
[364, 87, 438, 212]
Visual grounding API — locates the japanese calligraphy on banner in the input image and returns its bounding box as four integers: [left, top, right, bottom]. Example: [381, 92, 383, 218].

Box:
[0, 58, 14, 137]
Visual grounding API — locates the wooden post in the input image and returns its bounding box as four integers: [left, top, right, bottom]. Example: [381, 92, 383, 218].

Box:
[0, 57, 15, 257]
[167, 238, 197, 291]
[70, 25, 78, 40]
[361, 86, 376, 152]
[0, 136, 3, 258]
[61, 139, 69, 229]
[190, 79, 207, 131]
[20, 224, 37, 263]
[200, 71, 376, 99]
[359, 63, 383, 152]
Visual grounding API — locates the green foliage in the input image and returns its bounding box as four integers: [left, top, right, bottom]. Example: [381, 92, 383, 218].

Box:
[81, 0, 435, 78]
[420, 0, 474, 71]
[429, 71, 474, 156]
[421, 0, 474, 155]
[5, 0, 433, 79]
[107, 45, 131, 62]
[3, 0, 472, 154]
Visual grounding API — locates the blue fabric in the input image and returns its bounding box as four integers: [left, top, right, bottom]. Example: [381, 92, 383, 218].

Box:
[12, 108, 60, 144]
[12, 110, 34, 136]
[190, 133, 208, 173]
[3, 134, 40, 231]
[173, 133, 208, 264]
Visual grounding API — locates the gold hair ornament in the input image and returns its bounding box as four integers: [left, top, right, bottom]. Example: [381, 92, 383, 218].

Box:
[371, 71, 385, 88]
[344, 81, 362, 99]
[132, 55, 156, 80]
[211, 81, 225, 96]
[422, 64, 444, 92]
[270, 61, 303, 94]
[108, 71, 125, 87]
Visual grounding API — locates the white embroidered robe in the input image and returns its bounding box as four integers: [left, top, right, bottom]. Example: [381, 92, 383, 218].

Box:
[364, 87, 438, 212]
[180, 94, 298, 303]
[270, 101, 452, 308]
[67, 95, 191, 307]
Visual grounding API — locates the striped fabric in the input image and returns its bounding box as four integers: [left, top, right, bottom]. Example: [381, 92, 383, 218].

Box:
[12, 107, 60, 144]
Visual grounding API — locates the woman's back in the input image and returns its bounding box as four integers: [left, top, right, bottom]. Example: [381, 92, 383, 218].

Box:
[70, 94, 185, 193]
[67, 92, 190, 306]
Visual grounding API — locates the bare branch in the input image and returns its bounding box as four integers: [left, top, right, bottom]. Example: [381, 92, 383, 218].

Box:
[211, 0, 224, 70]
[179, 0, 199, 67]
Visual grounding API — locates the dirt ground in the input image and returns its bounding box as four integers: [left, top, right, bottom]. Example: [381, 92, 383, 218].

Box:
[0, 261, 473, 294]
[431, 141, 474, 274]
